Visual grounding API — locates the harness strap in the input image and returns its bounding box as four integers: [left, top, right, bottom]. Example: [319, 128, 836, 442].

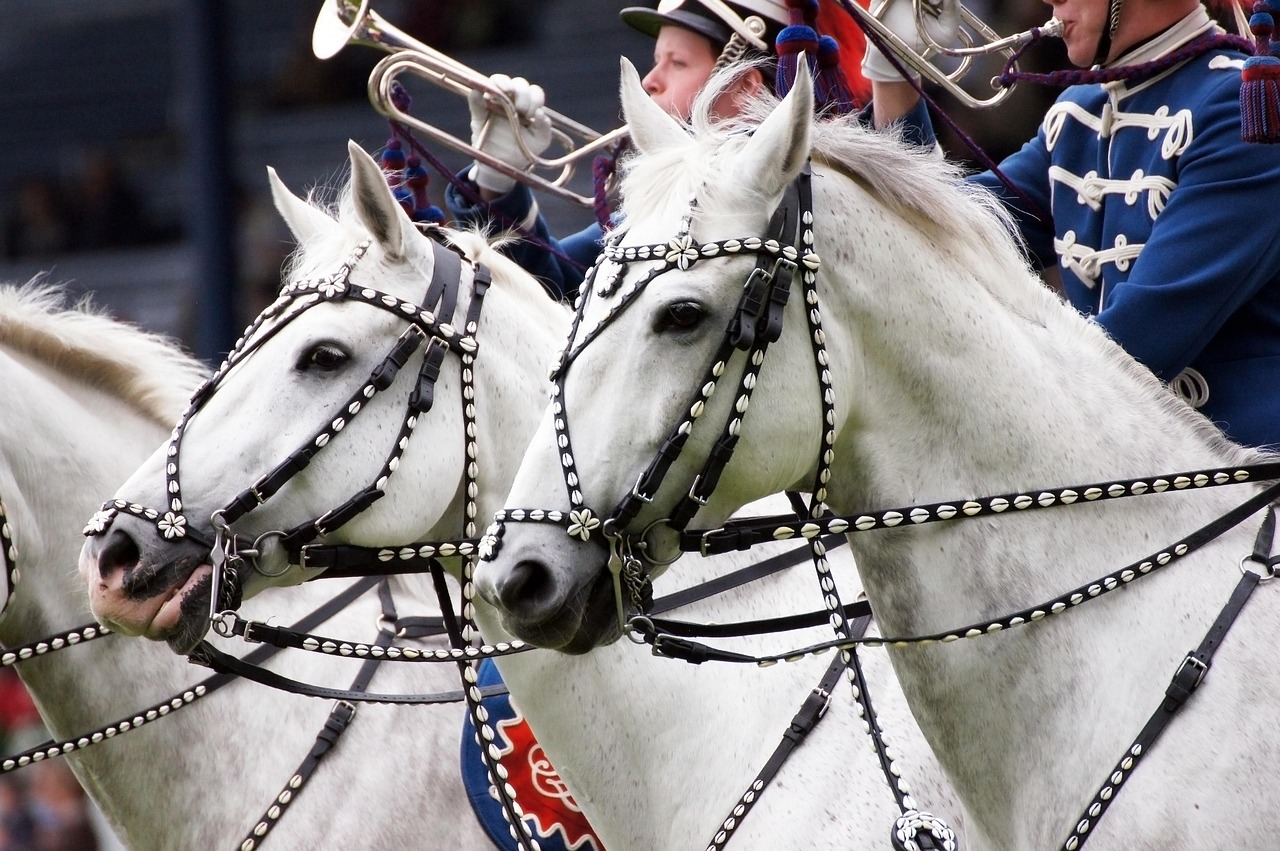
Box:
[1062, 567, 1262, 850]
[705, 650, 852, 850]
[687, 462, 1280, 556]
[187, 642, 508, 706]
[237, 579, 418, 849]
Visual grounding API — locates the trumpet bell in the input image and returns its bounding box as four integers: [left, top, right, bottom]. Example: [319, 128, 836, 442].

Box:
[312, 0, 369, 61]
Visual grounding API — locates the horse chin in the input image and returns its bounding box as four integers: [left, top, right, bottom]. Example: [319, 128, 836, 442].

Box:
[502, 570, 621, 654]
[162, 569, 215, 655]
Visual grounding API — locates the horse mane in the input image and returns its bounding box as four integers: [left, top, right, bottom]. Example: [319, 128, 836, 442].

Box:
[0, 280, 208, 425]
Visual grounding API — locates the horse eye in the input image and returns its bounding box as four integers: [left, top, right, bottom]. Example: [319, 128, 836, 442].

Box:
[297, 343, 350, 373]
[657, 301, 705, 332]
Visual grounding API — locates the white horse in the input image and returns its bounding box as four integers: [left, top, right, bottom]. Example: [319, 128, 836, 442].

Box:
[81, 140, 961, 849]
[473, 61, 1280, 850]
[0, 284, 500, 849]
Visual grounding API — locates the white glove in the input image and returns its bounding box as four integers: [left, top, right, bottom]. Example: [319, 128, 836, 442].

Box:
[467, 74, 554, 195]
[861, 0, 961, 83]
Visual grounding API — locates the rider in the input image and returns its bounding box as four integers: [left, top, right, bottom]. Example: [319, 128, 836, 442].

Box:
[865, 0, 1280, 448]
[443, 0, 886, 301]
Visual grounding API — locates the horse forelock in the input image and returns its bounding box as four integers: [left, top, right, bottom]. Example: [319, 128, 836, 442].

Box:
[0, 280, 207, 425]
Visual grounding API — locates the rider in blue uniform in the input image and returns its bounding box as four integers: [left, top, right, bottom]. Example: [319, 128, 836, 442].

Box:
[866, 0, 1280, 448]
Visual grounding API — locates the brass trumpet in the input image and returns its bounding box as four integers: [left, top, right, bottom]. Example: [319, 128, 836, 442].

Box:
[313, 0, 628, 208]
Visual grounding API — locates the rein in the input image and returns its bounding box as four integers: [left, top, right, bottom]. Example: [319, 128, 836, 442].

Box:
[0, 528, 420, 848]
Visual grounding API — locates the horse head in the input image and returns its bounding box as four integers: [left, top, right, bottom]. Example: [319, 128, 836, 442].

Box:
[81, 140, 563, 653]
[474, 61, 831, 652]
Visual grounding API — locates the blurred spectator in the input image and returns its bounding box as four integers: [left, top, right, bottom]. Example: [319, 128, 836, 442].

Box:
[72, 150, 152, 251]
[235, 183, 292, 326]
[2, 178, 73, 261]
[27, 761, 98, 851]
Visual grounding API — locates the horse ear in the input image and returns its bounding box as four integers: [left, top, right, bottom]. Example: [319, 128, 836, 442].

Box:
[738, 62, 813, 200]
[619, 57, 688, 155]
[267, 166, 336, 246]
[347, 139, 409, 260]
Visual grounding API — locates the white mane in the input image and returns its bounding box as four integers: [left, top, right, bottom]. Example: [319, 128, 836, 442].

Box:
[0, 281, 207, 424]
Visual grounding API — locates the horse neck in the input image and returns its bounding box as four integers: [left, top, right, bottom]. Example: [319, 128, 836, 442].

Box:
[807, 173, 1266, 840]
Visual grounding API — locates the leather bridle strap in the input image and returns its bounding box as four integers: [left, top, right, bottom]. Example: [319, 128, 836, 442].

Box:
[0, 576, 380, 774]
[706, 648, 852, 850]
[189, 636, 509, 706]
[0, 493, 17, 617]
[686, 463, 1280, 556]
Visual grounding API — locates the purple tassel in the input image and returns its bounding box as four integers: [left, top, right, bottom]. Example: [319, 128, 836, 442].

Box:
[1242, 0, 1280, 143]
[815, 35, 856, 114]
[775, 25, 819, 99]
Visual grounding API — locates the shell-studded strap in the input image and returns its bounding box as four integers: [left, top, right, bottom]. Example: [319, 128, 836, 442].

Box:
[0, 493, 18, 616]
[0, 683, 220, 774]
[1061, 565, 1263, 851]
[641, 476, 1280, 666]
[1, 623, 111, 669]
[686, 463, 1280, 555]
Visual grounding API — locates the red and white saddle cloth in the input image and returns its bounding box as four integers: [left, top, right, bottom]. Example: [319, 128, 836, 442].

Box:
[461, 659, 604, 850]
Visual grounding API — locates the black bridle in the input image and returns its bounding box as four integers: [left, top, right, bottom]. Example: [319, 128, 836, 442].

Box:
[82, 225, 553, 850]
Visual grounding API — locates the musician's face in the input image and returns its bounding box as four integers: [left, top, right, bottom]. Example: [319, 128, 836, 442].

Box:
[643, 25, 766, 120]
[644, 25, 719, 119]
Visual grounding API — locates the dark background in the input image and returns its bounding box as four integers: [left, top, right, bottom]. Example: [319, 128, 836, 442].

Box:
[0, 0, 1062, 362]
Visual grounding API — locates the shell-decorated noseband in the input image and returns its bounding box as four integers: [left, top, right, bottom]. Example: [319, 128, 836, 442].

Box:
[84, 230, 491, 614]
[480, 164, 825, 627]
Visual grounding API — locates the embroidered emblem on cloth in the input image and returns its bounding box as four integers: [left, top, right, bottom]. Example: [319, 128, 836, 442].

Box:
[460, 660, 603, 851]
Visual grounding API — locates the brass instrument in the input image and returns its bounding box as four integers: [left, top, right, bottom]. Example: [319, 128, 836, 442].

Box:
[313, 0, 628, 208]
[854, 0, 1064, 109]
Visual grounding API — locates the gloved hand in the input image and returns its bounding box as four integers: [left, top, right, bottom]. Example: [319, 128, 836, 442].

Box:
[861, 0, 961, 83]
[467, 74, 554, 195]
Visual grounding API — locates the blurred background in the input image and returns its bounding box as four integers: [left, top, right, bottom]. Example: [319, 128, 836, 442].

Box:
[0, 1, 1063, 846]
[0, 0, 1065, 362]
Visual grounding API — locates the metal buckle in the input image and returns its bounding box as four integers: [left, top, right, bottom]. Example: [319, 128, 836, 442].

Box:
[630, 472, 656, 504]
[1177, 653, 1208, 689]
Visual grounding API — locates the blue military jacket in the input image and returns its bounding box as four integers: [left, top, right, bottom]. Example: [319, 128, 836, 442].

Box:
[974, 9, 1280, 447]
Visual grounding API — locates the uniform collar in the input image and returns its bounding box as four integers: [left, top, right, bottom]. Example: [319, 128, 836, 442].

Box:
[1103, 7, 1216, 68]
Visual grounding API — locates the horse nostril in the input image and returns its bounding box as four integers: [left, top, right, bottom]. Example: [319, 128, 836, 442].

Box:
[495, 559, 554, 611]
[97, 529, 141, 579]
